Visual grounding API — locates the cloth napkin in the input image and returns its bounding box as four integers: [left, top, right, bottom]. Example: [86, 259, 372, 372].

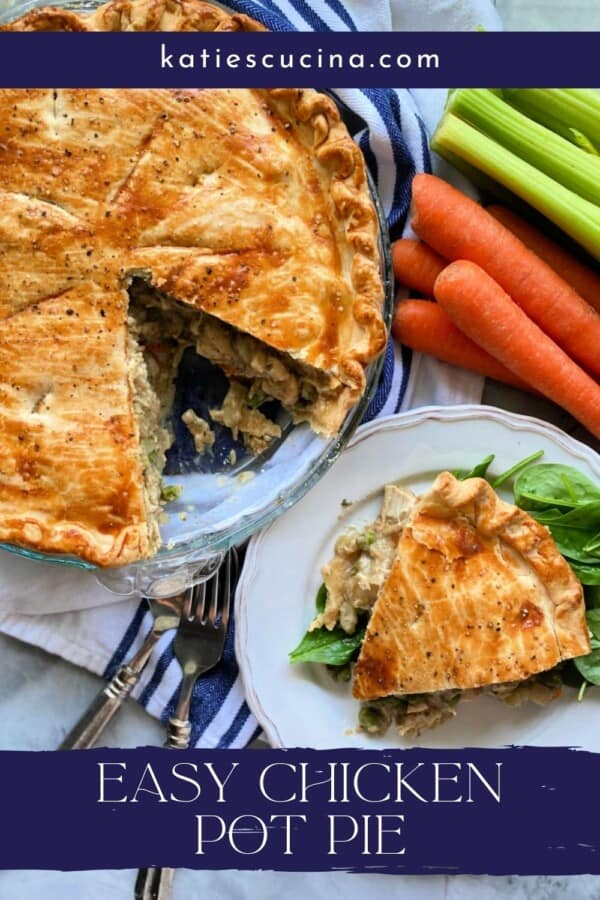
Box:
[0, 0, 501, 749]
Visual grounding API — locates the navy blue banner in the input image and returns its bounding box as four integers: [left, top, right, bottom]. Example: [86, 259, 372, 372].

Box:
[0, 746, 599, 873]
[0, 32, 596, 87]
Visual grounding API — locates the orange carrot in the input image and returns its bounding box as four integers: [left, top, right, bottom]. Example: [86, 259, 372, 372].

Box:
[392, 298, 534, 393]
[411, 173, 600, 378]
[434, 260, 600, 439]
[487, 205, 600, 313]
[392, 239, 446, 295]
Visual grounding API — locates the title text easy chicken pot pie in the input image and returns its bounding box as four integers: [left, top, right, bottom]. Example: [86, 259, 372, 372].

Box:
[0, 1, 386, 567]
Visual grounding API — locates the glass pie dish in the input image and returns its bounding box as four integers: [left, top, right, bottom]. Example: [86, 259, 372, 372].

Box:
[0, 4, 394, 597]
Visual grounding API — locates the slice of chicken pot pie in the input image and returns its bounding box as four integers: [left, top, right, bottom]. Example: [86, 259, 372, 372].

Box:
[308, 473, 590, 738]
[354, 471, 590, 692]
[0, 3, 386, 567]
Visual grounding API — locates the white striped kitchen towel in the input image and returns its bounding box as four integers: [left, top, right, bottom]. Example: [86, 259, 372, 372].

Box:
[0, 0, 501, 748]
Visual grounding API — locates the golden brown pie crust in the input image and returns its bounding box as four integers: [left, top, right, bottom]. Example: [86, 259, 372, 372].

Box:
[0, 0, 385, 567]
[353, 473, 590, 701]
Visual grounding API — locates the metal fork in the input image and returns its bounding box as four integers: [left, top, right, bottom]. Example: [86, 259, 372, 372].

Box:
[59, 592, 184, 750]
[135, 547, 237, 900]
[165, 547, 236, 749]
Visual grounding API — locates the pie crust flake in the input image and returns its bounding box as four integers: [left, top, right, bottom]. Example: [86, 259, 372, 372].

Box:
[0, 1, 386, 566]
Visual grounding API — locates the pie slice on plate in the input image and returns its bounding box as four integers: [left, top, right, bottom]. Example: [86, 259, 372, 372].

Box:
[353, 472, 591, 702]
[0, 2, 386, 566]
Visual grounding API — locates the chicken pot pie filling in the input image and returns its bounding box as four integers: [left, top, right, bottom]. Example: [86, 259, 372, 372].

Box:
[309, 474, 589, 739]
[125, 274, 361, 465]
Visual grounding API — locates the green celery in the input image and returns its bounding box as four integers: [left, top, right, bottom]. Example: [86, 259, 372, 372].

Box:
[432, 113, 600, 260]
[446, 89, 600, 207]
[569, 129, 600, 157]
[433, 147, 557, 227]
[502, 89, 600, 152]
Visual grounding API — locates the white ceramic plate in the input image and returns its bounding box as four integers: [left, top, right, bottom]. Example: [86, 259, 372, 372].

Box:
[235, 405, 600, 750]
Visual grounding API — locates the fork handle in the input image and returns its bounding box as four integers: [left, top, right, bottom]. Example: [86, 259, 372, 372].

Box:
[165, 716, 192, 750]
[134, 865, 174, 900]
[59, 628, 161, 750]
[59, 663, 143, 750]
[135, 681, 195, 897]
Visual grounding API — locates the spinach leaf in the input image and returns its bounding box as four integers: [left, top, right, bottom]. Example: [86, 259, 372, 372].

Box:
[533, 503, 600, 529]
[574, 645, 600, 684]
[584, 585, 600, 609]
[550, 535, 600, 565]
[289, 626, 365, 665]
[514, 464, 600, 511]
[526, 502, 600, 566]
[453, 450, 543, 486]
[490, 450, 545, 488]
[574, 611, 600, 685]
[560, 659, 586, 688]
[289, 583, 365, 666]
[315, 583, 327, 614]
[453, 454, 495, 481]
[585, 608, 600, 641]
[584, 533, 600, 554]
[568, 561, 600, 586]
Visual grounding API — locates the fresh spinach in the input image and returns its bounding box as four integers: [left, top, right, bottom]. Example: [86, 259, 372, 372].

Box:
[512, 465, 600, 584]
[569, 561, 600, 586]
[574, 610, 600, 686]
[514, 464, 600, 510]
[289, 627, 365, 665]
[289, 584, 365, 666]
[453, 450, 543, 487]
[454, 454, 495, 481]
[490, 450, 545, 488]
[315, 583, 327, 614]
[584, 585, 600, 609]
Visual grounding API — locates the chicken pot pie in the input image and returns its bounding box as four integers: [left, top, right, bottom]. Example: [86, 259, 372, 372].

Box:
[310, 473, 590, 737]
[0, 1, 386, 567]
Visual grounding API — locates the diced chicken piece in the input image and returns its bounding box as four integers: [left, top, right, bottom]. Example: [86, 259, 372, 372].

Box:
[181, 408, 215, 454]
[210, 381, 281, 455]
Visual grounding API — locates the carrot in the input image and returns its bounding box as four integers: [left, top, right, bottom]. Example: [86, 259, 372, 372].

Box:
[487, 205, 600, 312]
[411, 173, 600, 378]
[392, 239, 446, 295]
[392, 298, 534, 393]
[434, 260, 600, 440]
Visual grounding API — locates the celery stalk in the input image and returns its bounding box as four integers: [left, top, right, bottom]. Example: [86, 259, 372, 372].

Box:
[435, 147, 529, 210]
[432, 113, 600, 260]
[446, 90, 600, 206]
[437, 147, 600, 262]
[502, 89, 600, 152]
[565, 89, 600, 111]
[569, 129, 600, 157]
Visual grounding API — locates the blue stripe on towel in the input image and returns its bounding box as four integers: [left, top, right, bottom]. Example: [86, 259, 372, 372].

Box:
[417, 116, 432, 174]
[363, 338, 395, 423]
[282, 0, 330, 30]
[139, 641, 176, 707]
[216, 700, 252, 748]
[394, 344, 413, 413]
[322, 0, 357, 30]
[356, 128, 379, 187]
[358, 89, 416, 231]
[226, 0, 293, 30]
